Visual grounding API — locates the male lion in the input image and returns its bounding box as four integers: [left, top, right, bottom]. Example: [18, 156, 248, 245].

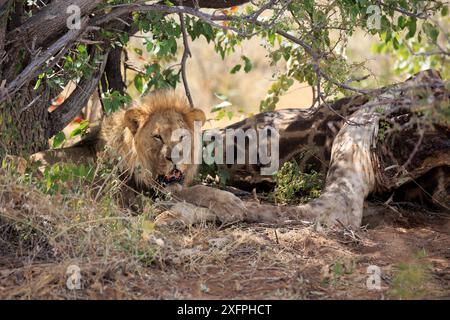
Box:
[32, 92, 246, 226]
[98, 92, 247, 226]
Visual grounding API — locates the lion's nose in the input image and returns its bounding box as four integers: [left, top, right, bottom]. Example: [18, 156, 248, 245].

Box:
[162, 145, 172, 162]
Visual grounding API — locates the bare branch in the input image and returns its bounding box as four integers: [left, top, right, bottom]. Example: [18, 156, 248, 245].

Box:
[174, 0, 251, 8]
[93, 3, 245, 35]
[379, 1, 439, 19]
[0, 17, 89, 104]
[7, 0, 102, 47]
[0, 0, 10, 79]
[179, 13, 194, 108]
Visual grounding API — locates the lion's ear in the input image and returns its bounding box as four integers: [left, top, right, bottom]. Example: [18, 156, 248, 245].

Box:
[124, 109, 145, 135]
[187, 108, 206, 125]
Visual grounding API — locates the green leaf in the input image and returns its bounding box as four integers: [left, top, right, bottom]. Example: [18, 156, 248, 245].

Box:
[242, 55, 252, 73]
[34, 78, 42, 90]
[268, 32, 276, 46]
[164, 0, 174, 7]
[145, 63, 160, 76]
[119, 33, 129, 46]
[380, 15, 390, 31]
[146, 41, 154, 52]
[34, 73, 45, 90]
[77, 44, 87, 55]
[397, 16, 407, 29]
[168, 37, 178, 54]
[393, 37, 400, 50]
[230, 64, 242, 74]
[53, 132, 66, 148]
[214, 93, 228, 101]
[193, 21, 203, 39]
[202, 23, 214, 42]
[215, 109, 226, 120]
[134, 74, 145, 93]
[406, 18, 417, 39]
[102, 91, 130, 115]
[423, 22, 439, 42]
[69, 120, 89, 138]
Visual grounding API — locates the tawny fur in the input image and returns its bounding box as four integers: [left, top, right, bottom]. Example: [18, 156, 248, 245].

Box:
[94, 92, 247, 226]
[97, 91, 205, 188]
[30, 91, 245, 226]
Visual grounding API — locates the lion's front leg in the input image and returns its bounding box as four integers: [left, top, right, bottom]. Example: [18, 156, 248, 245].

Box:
[176, 185, 246, 224]
[154, 184, 246, 227]
[154, 202, 217, 227]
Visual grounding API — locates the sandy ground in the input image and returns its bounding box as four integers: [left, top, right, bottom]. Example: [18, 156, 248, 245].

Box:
[1, 201, 449, 300]
[105, 210, 450, 299]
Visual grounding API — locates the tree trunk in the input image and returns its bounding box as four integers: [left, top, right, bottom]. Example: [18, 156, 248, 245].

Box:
[232, 70, 449, 227]
[0, 87, 51, 156]
[0, 1, 98, 156]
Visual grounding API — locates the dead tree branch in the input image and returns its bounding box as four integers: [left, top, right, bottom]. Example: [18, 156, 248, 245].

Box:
[0, 17, 89, 103]
[179, 13, 194, 108]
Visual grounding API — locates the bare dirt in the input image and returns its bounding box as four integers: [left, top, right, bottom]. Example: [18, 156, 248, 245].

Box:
[1, 201, 449, 300]
[137, 207, 450, 300]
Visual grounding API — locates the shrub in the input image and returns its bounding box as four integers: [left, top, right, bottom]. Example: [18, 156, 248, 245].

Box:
[272, 161, 324, 205]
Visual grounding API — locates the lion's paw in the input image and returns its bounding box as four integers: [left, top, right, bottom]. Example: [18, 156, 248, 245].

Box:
[205, 189, 246, 224]
[154, 202, 217, 228]
[154, 210, 186, 228]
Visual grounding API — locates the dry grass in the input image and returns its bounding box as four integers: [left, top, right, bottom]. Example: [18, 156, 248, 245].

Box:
[1, 162, 449, 300]
[0, 165, 153, 298]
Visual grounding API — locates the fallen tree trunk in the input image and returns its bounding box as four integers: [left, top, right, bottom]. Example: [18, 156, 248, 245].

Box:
[233, 70, 449, 227]
[214, 95, 368, 190]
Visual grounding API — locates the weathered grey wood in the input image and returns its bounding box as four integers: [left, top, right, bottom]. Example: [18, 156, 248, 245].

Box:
[7, 0, 102, 48]
[0, 17, 89, 103]
[242, 70, 449, 227]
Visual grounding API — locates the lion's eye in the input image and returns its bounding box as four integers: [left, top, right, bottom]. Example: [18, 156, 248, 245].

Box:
[153, 134, 163, 142]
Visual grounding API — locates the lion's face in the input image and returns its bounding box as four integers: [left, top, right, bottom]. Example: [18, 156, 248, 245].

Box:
[123, 101, 205, 187]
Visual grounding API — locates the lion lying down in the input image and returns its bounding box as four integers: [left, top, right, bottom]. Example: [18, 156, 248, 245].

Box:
[32, 92, 249, 227]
